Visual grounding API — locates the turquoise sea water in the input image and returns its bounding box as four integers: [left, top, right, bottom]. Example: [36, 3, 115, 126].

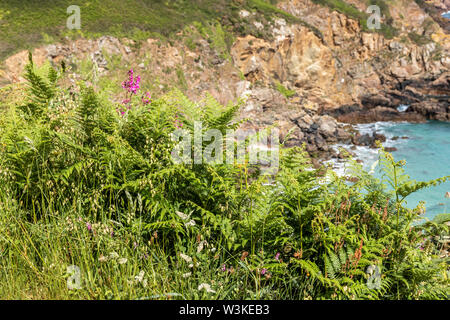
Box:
[358, 121, 450, 220]
[386, 10, 450, 217]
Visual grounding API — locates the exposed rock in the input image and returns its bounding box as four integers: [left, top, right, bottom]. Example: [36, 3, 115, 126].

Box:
[353, 132, 387, 148]
[231, 25, 344, 105]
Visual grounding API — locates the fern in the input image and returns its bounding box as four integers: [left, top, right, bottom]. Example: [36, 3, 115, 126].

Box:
[75, 87, 100, 146]
[20, 52, 58, 118]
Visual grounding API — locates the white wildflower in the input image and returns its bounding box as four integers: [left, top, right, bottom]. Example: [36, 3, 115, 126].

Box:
[198, 283, 216, 293]
[239, 10, 250, 18]
[180, 253, 192, 263]
[176, 211, 190, 220]
[253, 21, 264, 30]
[182, 272, 192, 278]
[118, 258, 128, 264]
[197, 240, 208, 253]
[109, 252, 119, 259]
[185, 220, 196, 227]
[135, 270, 145, 282]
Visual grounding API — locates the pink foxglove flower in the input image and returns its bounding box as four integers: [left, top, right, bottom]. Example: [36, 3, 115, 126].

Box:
[142, 92, 152, 105]
[121, 69, 141, 94]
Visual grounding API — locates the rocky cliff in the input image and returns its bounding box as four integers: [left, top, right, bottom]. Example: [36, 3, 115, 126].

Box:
[1, 0, 449, 160]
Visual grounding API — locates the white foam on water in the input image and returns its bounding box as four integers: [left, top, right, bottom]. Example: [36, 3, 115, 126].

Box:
[326, 121, 410, 176]
[354, 121, 399, 136]
[324, 158, 348, 176]
[324, 142, 375, 176]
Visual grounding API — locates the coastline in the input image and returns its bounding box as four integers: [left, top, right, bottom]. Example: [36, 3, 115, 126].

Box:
[325, 120, 450, 220]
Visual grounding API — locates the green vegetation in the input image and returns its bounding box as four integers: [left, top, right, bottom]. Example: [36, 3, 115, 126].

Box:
[0, 0, 322, 60]
[312, 0, 365, 20]
[176, 66, 188, 91]
[0, 55, 448, 299]
[275, 81, 296, 98]
[311, 0, 397, 39]
[0, 0, 410, 65]
[368, 0, 392, 23]
[1, 0, 212, 58]
[187, 21, 235, 61]
[247, 0, 323, 38]
[408, 31, 432, 46]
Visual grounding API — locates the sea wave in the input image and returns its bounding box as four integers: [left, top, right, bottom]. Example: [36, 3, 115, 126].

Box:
[327, 121, 410, 176]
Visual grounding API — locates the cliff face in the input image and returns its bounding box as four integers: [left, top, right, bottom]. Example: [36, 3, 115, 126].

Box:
[254, 0, 450, 123]
[232, 0, 449, 155]
[0, 0, 449, 159]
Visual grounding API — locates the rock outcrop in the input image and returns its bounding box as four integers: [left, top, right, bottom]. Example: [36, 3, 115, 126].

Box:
[0, 0, 449, 159]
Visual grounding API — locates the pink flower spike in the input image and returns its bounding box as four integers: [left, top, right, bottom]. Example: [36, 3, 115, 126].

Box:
[142, 92, 152, 105]
[122, 69, 142, 94]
